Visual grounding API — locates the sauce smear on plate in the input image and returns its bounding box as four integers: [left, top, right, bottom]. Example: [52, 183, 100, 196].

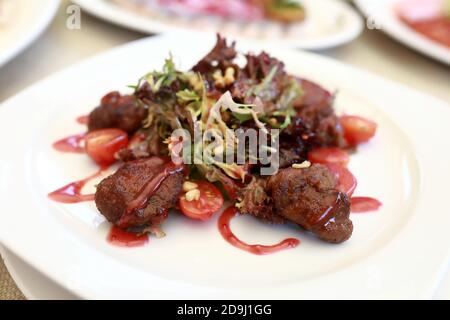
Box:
[351, 197, 382, 213]
[218, 206, 300, 255]
[107, 226, 149, 247]
[48, 170, 103, 203]
[76, 115, 89, 125]
[52, 132, 86, 153]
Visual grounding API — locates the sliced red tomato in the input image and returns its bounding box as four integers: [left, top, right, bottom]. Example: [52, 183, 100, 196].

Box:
[340, 115, 377, 146]
[179, 181, 224, 221]
[85, 129, 128, 166]
[326, 164, 357, 197]
[351, 197, 382, 213]
[308, 147, 349, 166]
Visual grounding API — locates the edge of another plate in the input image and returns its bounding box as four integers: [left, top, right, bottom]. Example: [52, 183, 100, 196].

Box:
[354, 0, 450, 65]
[0, 0, 59, 68]
[73, 0, 363, 50]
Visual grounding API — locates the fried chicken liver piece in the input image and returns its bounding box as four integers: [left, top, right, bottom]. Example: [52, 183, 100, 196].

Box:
[266, 164, 352, 243]
[88, 91, 147, 135]
[95, 157, 186, 229]
[291, 79, 346, 148]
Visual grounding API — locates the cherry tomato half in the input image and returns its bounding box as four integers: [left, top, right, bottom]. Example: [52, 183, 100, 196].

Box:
[340, 115, 377, 146]
[85, 129, 128, 166]
[179, 181, 224, 221]
[308, 147, 349, 166]
[326, 164, 357, 197]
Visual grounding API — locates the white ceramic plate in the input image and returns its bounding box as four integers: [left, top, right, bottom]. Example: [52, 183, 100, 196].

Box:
[73, 0, 363, 50]
[355, 0, 450, 65]
[1, 33, 450, 299]
[0, 245, 77, 300]
[0, 0, 59, 68]
[3, 242, 450, 300]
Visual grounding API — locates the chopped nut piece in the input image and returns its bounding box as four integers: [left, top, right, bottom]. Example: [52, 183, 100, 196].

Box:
[183, 181, 198, 192]
[213, 70, 225, 88]
[185, 189, 200, 201]
[292, 161, 312, 169]
[213, 67, 235, 88]
[268, 118, 278, 126]
[188, 73, 203, 91]
[224, 67, 235, 85]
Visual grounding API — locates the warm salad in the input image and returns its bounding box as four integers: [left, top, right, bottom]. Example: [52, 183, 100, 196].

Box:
[49, 35, 380, 253]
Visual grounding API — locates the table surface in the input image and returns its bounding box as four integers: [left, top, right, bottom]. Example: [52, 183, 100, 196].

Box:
[0, 0, 449, 300]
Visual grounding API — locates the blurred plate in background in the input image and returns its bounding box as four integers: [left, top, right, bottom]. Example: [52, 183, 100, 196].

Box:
[355, 0, 450, 65]
[73, 0, 363, 50]
[0, 0, 59, 68]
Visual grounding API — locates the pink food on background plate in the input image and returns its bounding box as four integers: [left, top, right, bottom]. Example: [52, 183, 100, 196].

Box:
[155, 0, 264, 20]
[396, 0, 444, 22]
[396, 0, 450, 47]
